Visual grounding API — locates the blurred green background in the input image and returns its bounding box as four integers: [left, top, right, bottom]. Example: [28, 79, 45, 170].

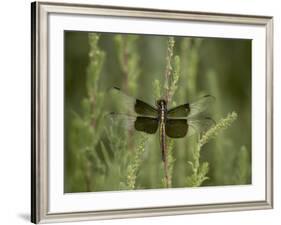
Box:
[64, 31, 251, 193]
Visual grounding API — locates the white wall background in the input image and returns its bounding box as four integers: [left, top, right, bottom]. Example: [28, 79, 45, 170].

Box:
[0, 0, 279, 224]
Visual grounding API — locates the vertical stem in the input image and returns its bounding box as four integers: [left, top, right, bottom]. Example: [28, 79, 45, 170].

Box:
[164, 37, 175, 102]
[83, 33, 105, 191]
[160, 122, 170, 188]
[121, 37, 129, 92]
[115, 35, 140, 150]
[115, 34, 140, 95]
[162, 37, 175, 188]
[83, 159, 92, 192]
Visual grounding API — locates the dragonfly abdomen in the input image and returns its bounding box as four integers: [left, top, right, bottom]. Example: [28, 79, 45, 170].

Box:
[159, 121, 166, 161]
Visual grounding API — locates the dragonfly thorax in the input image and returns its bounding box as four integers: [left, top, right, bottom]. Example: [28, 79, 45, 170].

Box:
[156, 99, 167, 122]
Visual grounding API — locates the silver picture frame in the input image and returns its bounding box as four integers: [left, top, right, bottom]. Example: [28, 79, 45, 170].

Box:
[31, 1, 273, 223]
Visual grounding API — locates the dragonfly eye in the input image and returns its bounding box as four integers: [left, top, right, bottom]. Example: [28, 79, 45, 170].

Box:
[156, 99, 166, 107]
[156, 100, 159, 106]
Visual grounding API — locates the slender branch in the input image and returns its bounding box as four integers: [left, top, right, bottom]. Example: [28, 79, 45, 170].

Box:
[164, 37, 175, 102]
[162, 37, 176, 188]
[126, 134, 148, 189]
[114, 35, 141, 150]
[121, 37, 129, 92]
[115, 35, 140, 94]
[186, 112, 238, 187]
[81, 33, 105, 190]
[199, 112, 238, 148]
[87, 34, 105, 129]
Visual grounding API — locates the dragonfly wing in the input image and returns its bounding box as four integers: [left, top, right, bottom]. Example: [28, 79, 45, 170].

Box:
[108, 87, 158, 117]
[135, 117, 159, 134]
[189, 95, 215, 118]
[187, 116, 215, 137]
[167, 103, 190, 118]
[105, 112, 136, 130]
[106, 113, 158, 134]
[135, 99, 158, 117]
[165, 119, 188, 138]
[164, 94, 215, 138]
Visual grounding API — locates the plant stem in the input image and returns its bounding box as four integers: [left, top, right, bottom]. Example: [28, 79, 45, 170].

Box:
[161, 123, 170, 188]
[164, 37, 175, 102]
[126, 134, 148, 189]
[121, 37, 130, 92]
[162, 37, 175, 188]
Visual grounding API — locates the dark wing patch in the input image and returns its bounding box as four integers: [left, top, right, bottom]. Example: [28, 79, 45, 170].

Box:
[108, 87, 158, 117]
[167, 103, 190, 118]
[165, 119, 188, 138]
[135, 99, 158, 117]
[135, 117, 159, 134]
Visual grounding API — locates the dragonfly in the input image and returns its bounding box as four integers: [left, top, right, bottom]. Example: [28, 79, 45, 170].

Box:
[107, 87, 215, 161]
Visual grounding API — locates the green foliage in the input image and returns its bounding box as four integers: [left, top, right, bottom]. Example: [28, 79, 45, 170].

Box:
[186, 162, 209, 187]
[65, 33, 107, 192]
[186, 112, 238, 187]
[125, 134, 149, 189]
[87, 34, 105, 96]
[64, 32, 252, 192]
[235, 145, 251, 184]
[199, 112, 238, 148]
[114, 35, 140, 94]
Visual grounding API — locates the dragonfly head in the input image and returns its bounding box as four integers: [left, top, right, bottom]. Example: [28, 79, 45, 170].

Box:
[156, 99, 167, 108]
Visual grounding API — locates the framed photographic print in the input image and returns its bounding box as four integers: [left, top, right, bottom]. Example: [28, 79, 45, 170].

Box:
[31, 1, 273, 223]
